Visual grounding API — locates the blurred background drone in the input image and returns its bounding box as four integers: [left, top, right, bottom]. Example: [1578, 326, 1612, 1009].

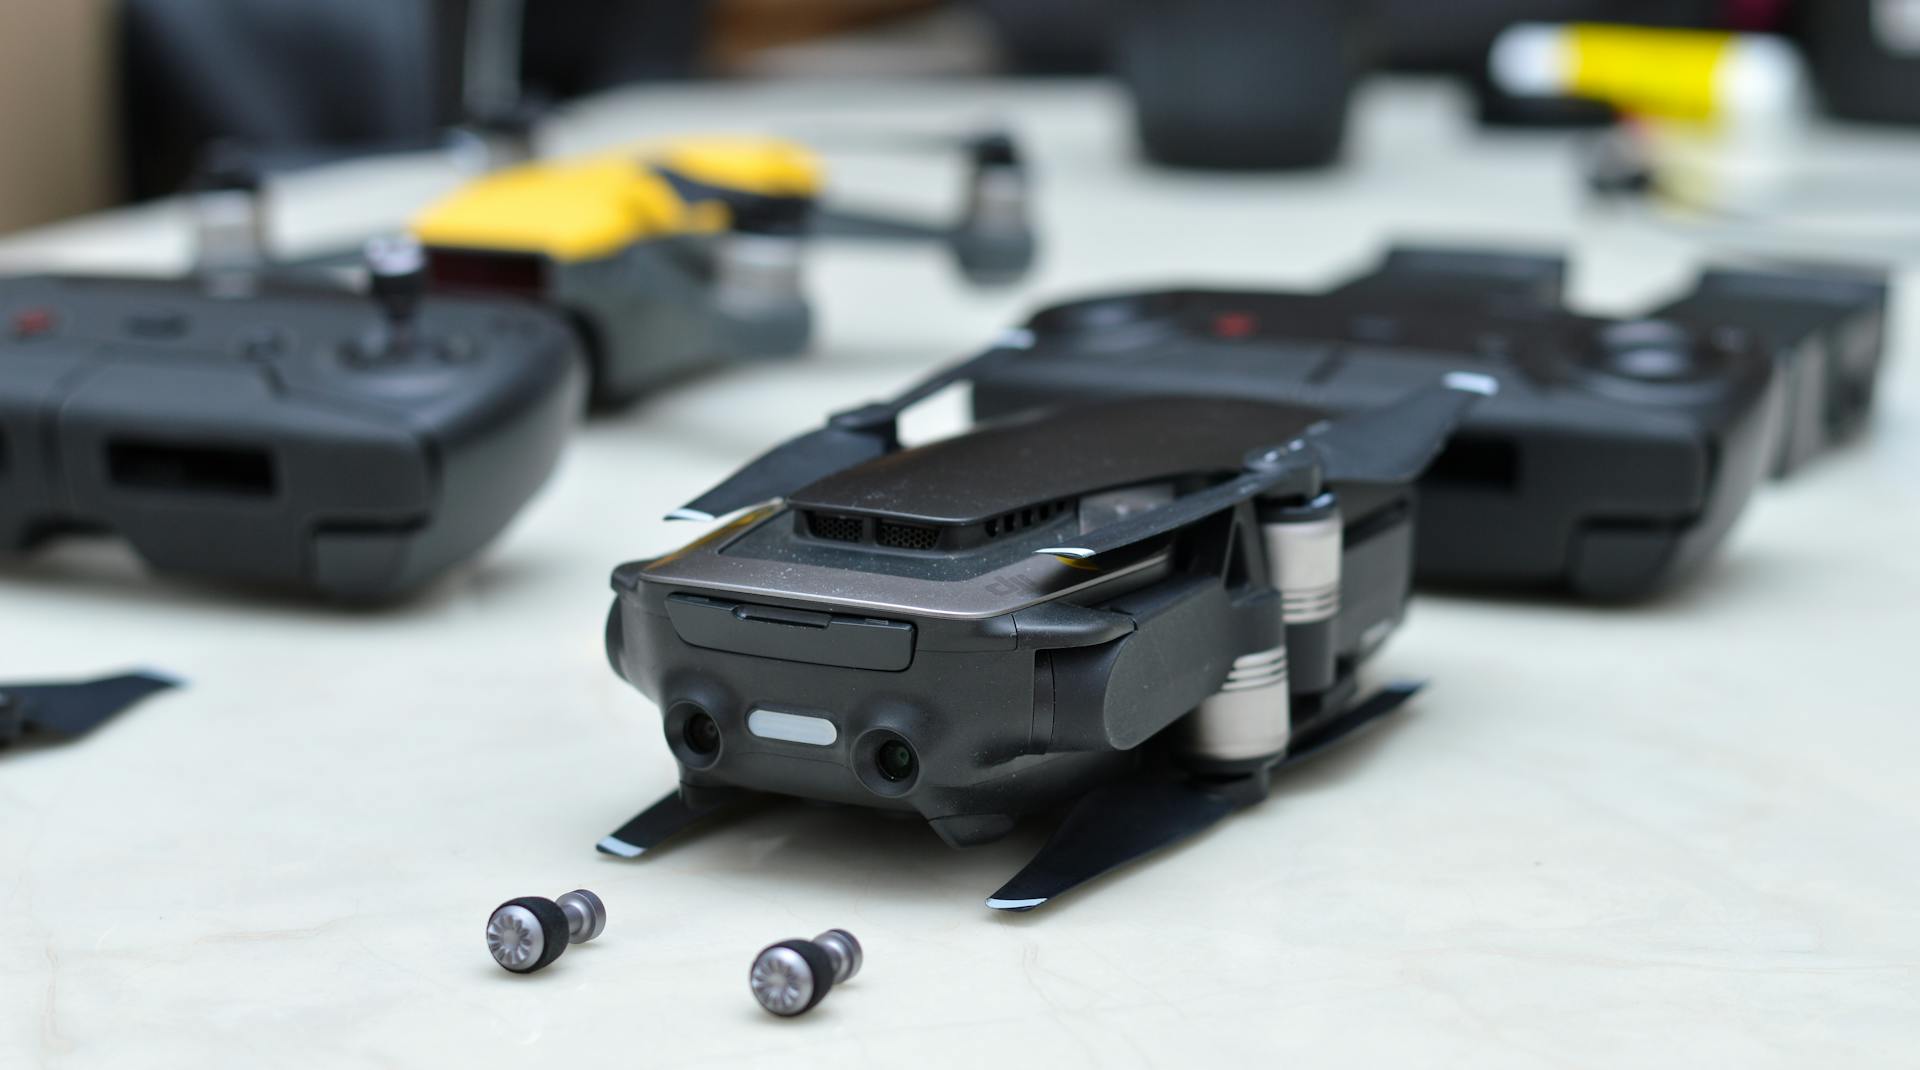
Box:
[4, 0, 1919, 255]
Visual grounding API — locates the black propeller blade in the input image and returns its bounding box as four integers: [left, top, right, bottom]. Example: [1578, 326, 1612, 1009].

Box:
[0, 670, 181, 747]
[1308, 372, 1497, 485]
[1281, 681, 1423, 768]
[1036, 457, 1318, 560]
[983, 682, 1424, 911]
[1037, 376, 1497, 561]
[671, 421, 897, 522]
[596, 787, 755, 858]
[668, 347, 1016, 521]
[985, 780, 1243, 911]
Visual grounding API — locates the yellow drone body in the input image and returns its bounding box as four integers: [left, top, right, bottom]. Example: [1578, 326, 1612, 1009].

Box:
[402, 127, 1031, 408]
[409, 135, 826, 262]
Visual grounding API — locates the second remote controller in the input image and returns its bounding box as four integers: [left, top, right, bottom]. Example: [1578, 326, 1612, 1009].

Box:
[969, 245, 1888, 599]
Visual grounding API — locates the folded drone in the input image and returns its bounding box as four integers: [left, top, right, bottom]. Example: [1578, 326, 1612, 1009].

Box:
[599, 347, 1494, 909]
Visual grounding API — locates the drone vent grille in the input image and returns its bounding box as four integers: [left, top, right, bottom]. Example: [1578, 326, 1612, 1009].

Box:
[984, 499, 1072, 539]
[806, 512, 865, 543]
[875, 522, 940, 550]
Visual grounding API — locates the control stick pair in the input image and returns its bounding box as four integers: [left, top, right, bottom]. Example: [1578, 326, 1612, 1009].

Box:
[485, 891, 861, 1017]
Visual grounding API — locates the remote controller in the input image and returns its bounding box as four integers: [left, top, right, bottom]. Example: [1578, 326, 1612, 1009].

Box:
[968, 246, 1888, 599]
[0, 243, 583, 601]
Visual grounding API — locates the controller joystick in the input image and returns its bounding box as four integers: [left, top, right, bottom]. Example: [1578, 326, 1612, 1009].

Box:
[749, 930, 863, 1016]
[486, 889, 607, 974]
[0, 269, 582, 600]
[356, 236, 431, 364]
[191, 150, 269, 299]
[1570, 320, 1740, 407]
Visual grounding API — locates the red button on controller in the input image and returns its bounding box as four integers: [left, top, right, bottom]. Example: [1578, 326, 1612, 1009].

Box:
[12, 307, 55, 339]
[1212, 311, 1257, 339]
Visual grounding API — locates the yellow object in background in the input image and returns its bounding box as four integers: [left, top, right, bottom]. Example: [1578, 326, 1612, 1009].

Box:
[1490, 22, 1808, 131]
[411, 136, 824, 262]
[651, 137, 822, 199]
[1566, 24, 1731, 122]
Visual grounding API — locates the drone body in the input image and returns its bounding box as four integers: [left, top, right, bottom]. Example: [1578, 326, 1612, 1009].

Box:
[602, 369, 1491, 909]
[412, 134, 1036, 407]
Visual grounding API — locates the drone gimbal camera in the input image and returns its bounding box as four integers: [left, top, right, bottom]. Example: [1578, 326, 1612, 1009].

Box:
[599, 345, 1494, 910]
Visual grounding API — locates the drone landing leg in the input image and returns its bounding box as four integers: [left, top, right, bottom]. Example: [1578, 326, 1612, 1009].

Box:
[984, 780, 1249, 912]
[595, 787, 749, 859]
[1280, 681, 1423, 769]
[983, 681, 1425, 912]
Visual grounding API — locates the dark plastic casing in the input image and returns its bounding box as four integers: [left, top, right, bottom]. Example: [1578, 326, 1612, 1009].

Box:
[0, 274, 583, 600]
[607, 399, 1416, 845]
[426, 235, 811, 410]
[969, 247, 1888, 599]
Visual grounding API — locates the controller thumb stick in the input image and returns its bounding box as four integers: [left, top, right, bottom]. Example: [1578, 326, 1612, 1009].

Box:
[486, 890, 607, 974]
[363, 235, 427, 358]
[191, 144, 268, 298]
[462, 99, 544, 171]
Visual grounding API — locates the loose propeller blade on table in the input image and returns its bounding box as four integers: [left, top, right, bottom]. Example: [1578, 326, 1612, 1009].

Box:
[0, 670, 181, 746]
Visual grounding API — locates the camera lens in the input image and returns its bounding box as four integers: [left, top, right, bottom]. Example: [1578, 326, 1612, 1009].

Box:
[875, 739, 916, 782]
[683, 712, 721, 756]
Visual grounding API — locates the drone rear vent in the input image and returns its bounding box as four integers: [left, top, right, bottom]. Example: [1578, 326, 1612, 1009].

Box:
[984, 499, 1072, 539]
[875, 521, 940, 550]
[806, 512, 865, 543]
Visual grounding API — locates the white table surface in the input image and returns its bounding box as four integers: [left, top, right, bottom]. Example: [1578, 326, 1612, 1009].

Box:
[3, 78, 1918, 1068]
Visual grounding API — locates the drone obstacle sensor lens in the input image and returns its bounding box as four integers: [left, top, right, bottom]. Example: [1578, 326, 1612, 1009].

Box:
[684, 711, 721, 756]
[876, 739, 916, 782]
